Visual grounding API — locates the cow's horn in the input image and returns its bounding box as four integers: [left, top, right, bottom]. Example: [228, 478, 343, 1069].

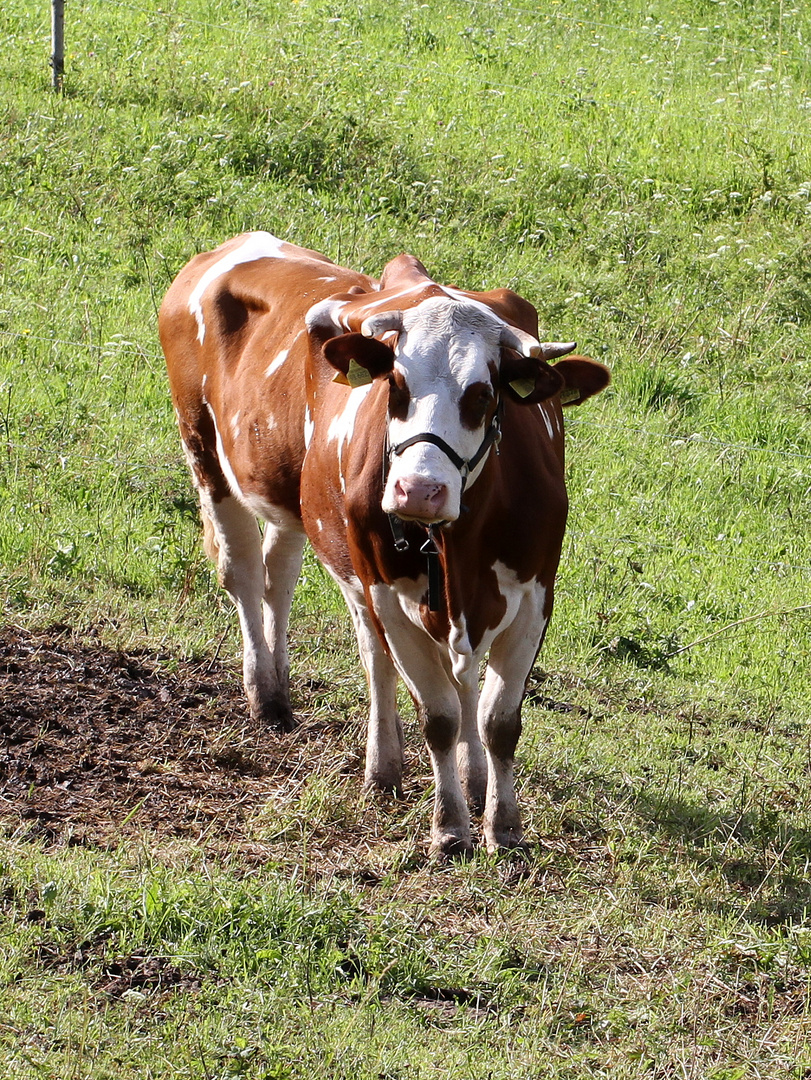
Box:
[530, 341, 577, 361]
[361, 311, 405, 338]
[499, 324, 541, 357]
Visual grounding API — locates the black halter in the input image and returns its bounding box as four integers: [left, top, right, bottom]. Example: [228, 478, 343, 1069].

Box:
[384, 403, 503, 611]
[388, 404, 502, 491]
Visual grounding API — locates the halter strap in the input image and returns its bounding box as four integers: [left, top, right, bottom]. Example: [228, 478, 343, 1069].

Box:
[384, 404, 503, 611]
[388, 402, 502, 491]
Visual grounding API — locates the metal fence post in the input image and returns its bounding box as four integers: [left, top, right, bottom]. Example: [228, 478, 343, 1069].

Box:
[51, 0, 65, 91]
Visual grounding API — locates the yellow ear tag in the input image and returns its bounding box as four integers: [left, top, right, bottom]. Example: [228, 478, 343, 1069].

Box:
[560, 387, 581, 405]
[509, 377, 535, 399]
[332, 359, 372, 388]
[333, 358, 372, 388]
[346, 359, 373, 388]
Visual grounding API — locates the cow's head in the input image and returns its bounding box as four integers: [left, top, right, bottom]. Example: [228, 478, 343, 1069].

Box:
[307, 294, 608, 525]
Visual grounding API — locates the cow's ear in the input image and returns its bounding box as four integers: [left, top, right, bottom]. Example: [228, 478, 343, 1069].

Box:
[552, 356, 610, 406]
[323, 333, 395, 388]
[500, 349, 565, 404]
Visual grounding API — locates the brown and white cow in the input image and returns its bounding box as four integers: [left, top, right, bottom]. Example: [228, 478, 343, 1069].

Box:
[159, 231, 609, 857]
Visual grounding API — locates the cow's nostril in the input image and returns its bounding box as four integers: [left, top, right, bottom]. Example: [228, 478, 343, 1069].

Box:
[427, 484, 447, 508]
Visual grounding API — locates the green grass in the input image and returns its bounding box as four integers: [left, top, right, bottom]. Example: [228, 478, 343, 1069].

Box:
[4, 0, 811, 1074]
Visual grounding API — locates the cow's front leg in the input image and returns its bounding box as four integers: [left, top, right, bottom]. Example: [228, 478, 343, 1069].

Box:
[479, 582, 551, 851]
[456, 666, 487, 813]
[368, 583, 472, 857]
[418, 700, 472, 858]
[201, 492, 299, 732]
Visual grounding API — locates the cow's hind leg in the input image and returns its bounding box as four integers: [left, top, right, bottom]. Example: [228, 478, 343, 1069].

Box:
[337, 579, 403, 795]
[456, 668, 487, 814]
[201, 492, 299, 732]
[261, 512, 306, 732]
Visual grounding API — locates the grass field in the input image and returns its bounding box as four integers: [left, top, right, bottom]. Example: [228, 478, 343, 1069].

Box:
[3, 0, 811, 1075]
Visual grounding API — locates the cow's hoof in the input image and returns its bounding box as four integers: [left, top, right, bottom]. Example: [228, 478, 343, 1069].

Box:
[484, 829, 528, 854]
[429, 832, 474, 861]
[251, 698, 296, 734]
[363, 774, 404, 799]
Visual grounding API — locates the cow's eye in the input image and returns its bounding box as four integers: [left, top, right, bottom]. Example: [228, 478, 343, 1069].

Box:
[460, 382, 494, 429]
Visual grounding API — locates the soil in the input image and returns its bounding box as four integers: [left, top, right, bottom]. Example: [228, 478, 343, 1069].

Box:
[0, 623, 579, 864]
[0, 623, 336, 850]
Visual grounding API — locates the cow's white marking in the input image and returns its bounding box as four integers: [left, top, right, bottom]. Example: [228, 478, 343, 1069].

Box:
[359, 283, 426, 312]
[305, 297, 349, 336]
[245, 493, 299, 527]
[230, 410, 241, 440]
[538, 402, 554, 439]
[369, 577, 451, 695]
[304, 405, 314, 449]
[327, 382, 372, 462]
[265, 348, 289, 378]
[205, 403, 244, 500]
[189, 231, 287, 345]
[381, 296, 508, 522]
[490, 562, 544, 644]
[370, 575, 427, 631]
[441, 285, 515, 328]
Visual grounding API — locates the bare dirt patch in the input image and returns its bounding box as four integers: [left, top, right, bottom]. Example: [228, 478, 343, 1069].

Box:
[0, 624, 333, 849]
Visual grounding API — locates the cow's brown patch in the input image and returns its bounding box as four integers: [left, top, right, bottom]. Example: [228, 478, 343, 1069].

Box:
[418, 708, 457, 754]
[387, 369, 411, 422]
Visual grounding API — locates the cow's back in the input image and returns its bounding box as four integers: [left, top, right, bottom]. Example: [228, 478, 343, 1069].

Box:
[159, 231, 374, 517]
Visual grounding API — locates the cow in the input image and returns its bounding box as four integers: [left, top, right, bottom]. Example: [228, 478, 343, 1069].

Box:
[159, 231, 609, 858]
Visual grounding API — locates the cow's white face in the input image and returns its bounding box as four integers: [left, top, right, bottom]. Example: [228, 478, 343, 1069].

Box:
[380, 297, 504, 524]
[310, 290, 581, 526]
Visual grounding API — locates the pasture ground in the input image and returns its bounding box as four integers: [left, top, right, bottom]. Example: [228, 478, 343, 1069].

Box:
[3, 0, 811, 1075]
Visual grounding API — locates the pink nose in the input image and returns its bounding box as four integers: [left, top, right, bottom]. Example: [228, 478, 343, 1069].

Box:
[392, 477, 448, 521]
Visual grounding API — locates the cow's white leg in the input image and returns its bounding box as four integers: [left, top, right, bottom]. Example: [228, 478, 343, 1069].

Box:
[200, 491, 296, 731]
[479, 582, 550, 851]
[370, 583, 471, 857]
[456, 668, 487, 813]
[335, 578, 403, 793]
[261, 514, 306, 732]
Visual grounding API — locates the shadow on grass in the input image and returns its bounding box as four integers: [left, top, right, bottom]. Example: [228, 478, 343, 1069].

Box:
[629, 787, 811, 925]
